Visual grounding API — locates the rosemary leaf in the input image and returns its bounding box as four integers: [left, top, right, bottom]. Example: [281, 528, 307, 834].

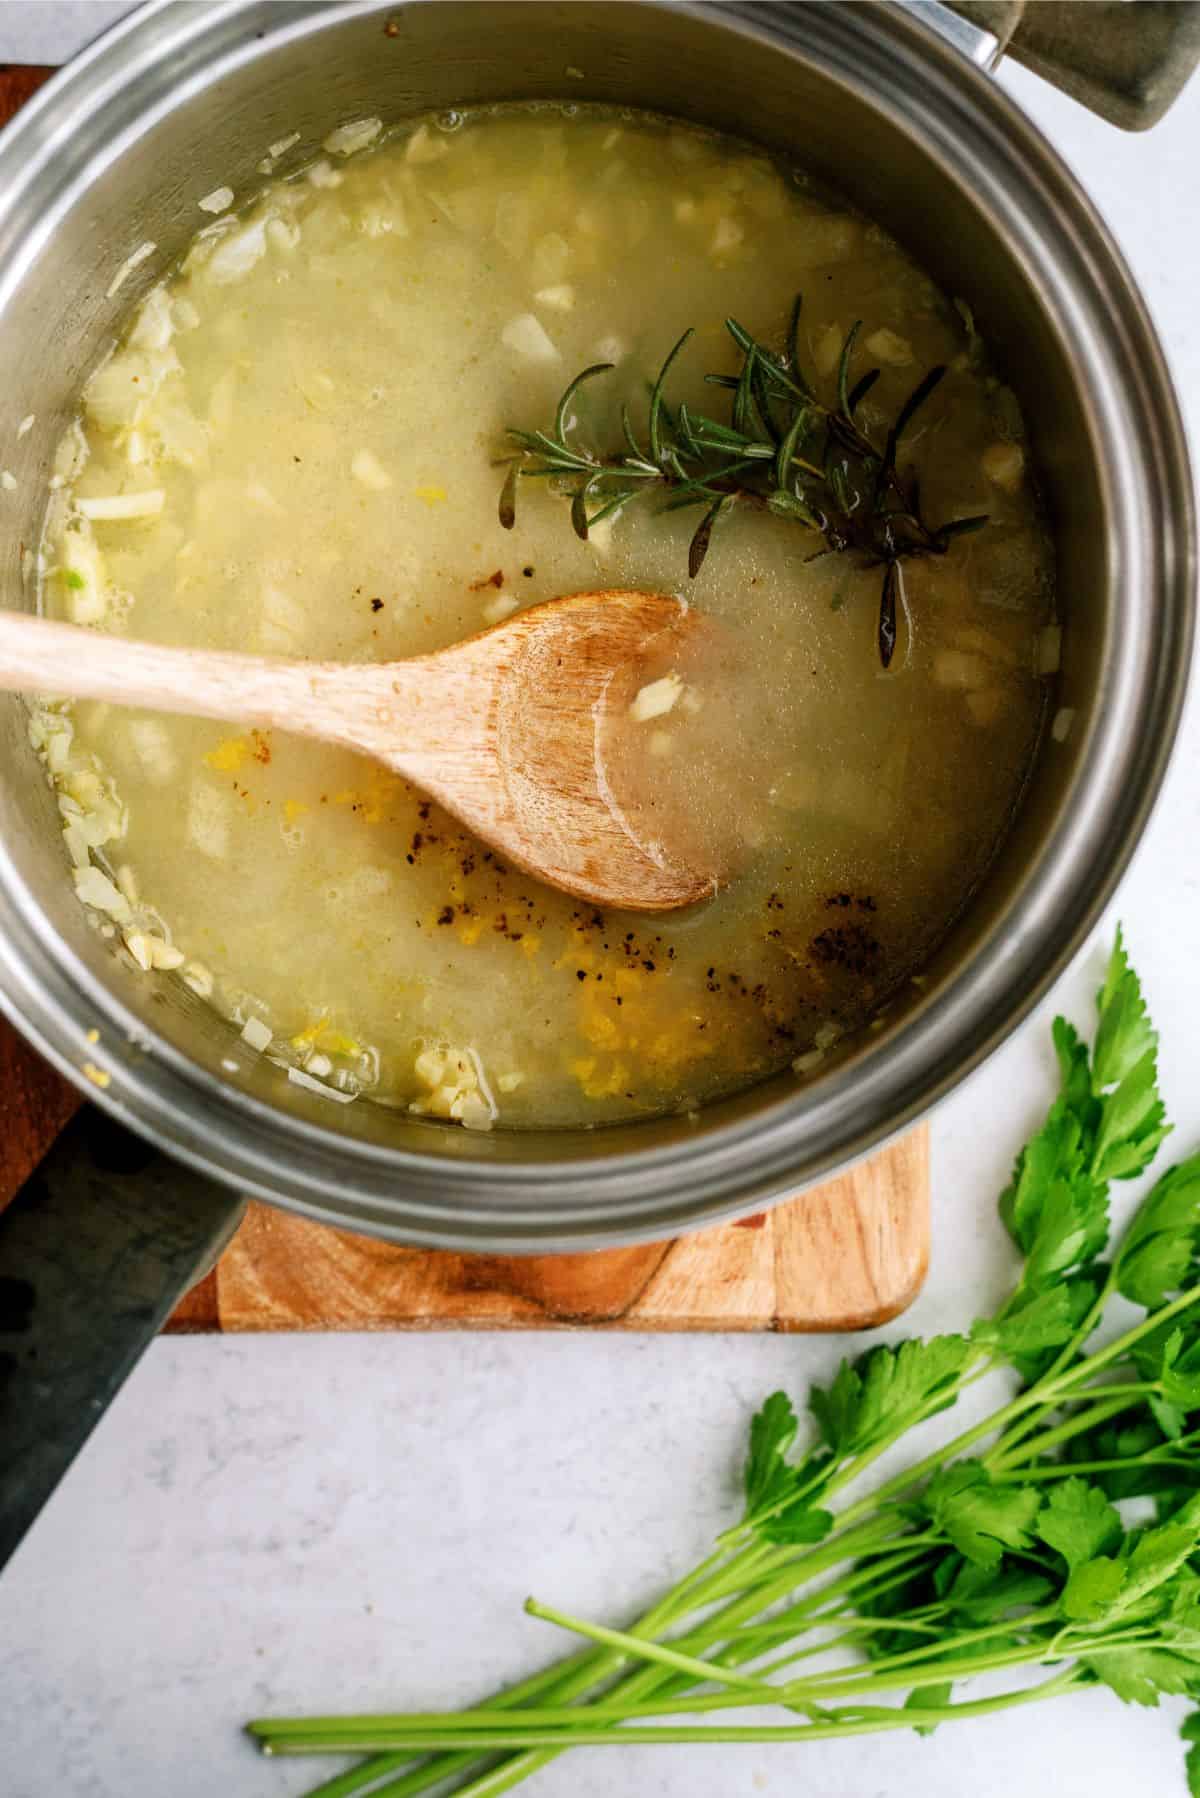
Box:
[837, 320, 863, 419]
[555, 361, 615, 444]
[689, 493, 734, 578]
[649, 328, 694, 464]
[498, 460, 518, 530]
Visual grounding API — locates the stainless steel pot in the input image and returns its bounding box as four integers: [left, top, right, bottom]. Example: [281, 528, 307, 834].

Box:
[0, 0, 1194, 1560]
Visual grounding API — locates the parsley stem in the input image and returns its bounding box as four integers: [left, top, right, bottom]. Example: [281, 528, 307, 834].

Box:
[986, 1391, 1153, 1472]
[524, 1599, 779, 1697]
[258, 1667, 1085, 1754]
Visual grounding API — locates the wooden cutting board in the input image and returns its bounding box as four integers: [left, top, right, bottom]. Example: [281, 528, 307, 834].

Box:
[0, 62, 929, 1334]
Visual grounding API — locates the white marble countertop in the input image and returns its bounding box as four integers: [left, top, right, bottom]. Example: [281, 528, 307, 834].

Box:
[3, 6, 1200, 1796]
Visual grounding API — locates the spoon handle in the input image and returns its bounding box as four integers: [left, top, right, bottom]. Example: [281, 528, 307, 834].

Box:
[0, 610, 420, 752]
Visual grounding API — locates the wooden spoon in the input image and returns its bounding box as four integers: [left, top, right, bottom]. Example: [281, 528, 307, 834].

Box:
[0, 590, 719, 912]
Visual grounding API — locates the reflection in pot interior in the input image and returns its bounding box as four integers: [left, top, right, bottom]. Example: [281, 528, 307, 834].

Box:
[30, 105, 1057, 1132]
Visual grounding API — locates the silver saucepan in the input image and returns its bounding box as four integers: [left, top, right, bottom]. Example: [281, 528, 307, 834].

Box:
[0, 0, 1194, 1565]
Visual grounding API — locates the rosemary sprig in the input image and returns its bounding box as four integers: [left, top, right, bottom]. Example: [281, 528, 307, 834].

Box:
[499, 296, 988, 668]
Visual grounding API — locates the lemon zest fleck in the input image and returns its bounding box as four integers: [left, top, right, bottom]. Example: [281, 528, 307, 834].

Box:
[204, 736, 250, 773]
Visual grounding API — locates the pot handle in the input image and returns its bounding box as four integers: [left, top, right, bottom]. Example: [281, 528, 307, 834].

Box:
[0, 1107, 245, 1570]
[935, 0, 1200, 130]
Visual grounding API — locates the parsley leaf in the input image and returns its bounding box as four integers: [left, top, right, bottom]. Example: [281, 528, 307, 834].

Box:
[809, 1336, 973, 1461]
[1181, 1712, 1200, 1797]
[1062, 1556, 1127, 1620]
[942, 1559, 1054, 1621]
[1083, 1646, 1200, 1707]
[1116, 1156, 1200, 1309]
[903, 1681, 953, 1736]
[742, 1393, 834, 1542]
[925, 1462, 1043, 1568]
[1036, 1478, 1123, 1570]
[757, 1502, 834, 1546]
[744, 1391, 799, 1512]
[972, 1285, 1077, 1358]
[1093, 927, 1157, 1090]
[1070, 1517, 1200, 1628]
[1091, 929, 1171, 1182]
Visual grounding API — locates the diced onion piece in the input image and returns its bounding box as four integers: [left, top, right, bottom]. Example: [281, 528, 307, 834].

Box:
[1052, 706, 1076, 743]
[197, 185, 234, 215]
[184, 961, 214, 998]
[966, 688, 1008, 727]
[127, 718, 177, 784]
[594, 334, 628, 365]
[415, 1046, 448, 1088]
[864, 328, 914, 366]
[241, 1016, 272, 1052]
[630, 672, 683, 723]
[482, 592, 519, 626]
[62, 821, 91, 867]
[86, 349, 176, 431]
[307, 159, 344, 189]
[585, 515, 614, 556]
[58, 528, 109, 623]
[106, 239, 155, 299]
[324, 116, 382, 157]
[187, 779, 231, 859]
[981, 441, 1025, 492]
[123, 931, 154, 972]
[129, 285, 174, 351]
[73, 866, 133, 924]
[812, 324, 842, 378]
[494, 190, 532, 257]
[77, 490, 165, 521]
[0, 470, 16, 491]
[351, 448, 391, 491]
[246, 480, 284, 515]
[288, 1064, 357, 1103]
[405, 123, 449, 164]
[453, 1090, 494, 1132]
[268, 131, 301, 160]
[533, 284, 575, 313]
[531, 232, 569, 284]
[266, 215, 302, 253]
[813, 1022, 841, 1051]
[933, 649, 988, 691]
[148, 939, 185, 971]
[1035, 624, 1062, 675]
[17, 414, 34, 437]
[953, 624, 1017, 666]
[710, 215, 743, 258]
[793, 1048, 825, 1075]
[206, 218, 268, 283]
[358, 200, 406, 240]
[501, 312, 560, 364]
[794, 216, 858, 268]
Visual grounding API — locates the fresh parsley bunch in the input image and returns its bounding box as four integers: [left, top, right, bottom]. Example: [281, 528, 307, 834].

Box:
[250, 930, 1200, 1797]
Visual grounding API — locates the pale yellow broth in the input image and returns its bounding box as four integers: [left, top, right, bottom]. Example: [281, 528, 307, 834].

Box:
[34, 107, 1054, 1129]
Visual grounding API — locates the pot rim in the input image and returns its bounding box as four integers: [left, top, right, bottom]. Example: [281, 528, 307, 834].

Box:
[0, 0, 1192, 1250]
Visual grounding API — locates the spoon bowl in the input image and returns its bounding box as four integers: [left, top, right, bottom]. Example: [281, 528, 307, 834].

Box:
[0, 589, 720, 912]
